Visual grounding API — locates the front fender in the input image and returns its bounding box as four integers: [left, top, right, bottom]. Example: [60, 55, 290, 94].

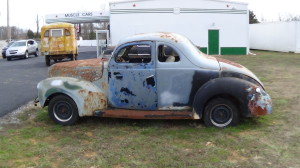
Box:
[37, 77, 107, 117]
[193, 77, 272, 118]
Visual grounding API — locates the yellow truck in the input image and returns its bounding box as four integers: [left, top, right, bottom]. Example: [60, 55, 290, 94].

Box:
[41, 23, 78, 66]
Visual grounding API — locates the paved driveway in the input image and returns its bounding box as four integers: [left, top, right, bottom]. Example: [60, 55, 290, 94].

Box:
[0, 48, 97, 117]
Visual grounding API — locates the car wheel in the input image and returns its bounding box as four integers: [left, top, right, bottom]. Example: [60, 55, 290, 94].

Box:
[204, 98, 239, 128]
[48, 95, 79, 126]
[45, 55, 50, 66]
[24, 51, 29, 59]
[34, 49, 39, 57]
[7, 57, 11, 61]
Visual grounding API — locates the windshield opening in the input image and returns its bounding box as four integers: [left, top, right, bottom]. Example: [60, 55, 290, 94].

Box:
[11, 41, 26, 47]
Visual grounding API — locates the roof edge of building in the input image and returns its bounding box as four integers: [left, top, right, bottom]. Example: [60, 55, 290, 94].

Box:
[110, 0, 248, 5]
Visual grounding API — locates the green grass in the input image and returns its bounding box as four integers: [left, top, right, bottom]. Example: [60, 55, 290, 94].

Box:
[0, 50, 300, 167]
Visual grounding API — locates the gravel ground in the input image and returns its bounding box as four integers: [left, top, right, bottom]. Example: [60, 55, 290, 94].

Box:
[0, 101, 40, 126]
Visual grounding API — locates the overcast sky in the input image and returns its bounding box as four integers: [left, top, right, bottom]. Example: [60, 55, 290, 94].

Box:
[0, 0, 300, 30]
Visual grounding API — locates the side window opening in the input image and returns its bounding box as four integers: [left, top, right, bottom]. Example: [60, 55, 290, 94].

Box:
[115, 44, 151, 63]
[65, 29, 71, 36]
[44, 30, 49, 37]
[158, 45, 180, 62]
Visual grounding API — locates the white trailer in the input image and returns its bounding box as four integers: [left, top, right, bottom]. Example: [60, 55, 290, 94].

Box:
[250, 21, 300, 53]
[110, 0, 249, 55]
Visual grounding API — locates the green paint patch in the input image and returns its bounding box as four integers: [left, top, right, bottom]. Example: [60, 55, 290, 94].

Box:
[63, 81, 82, 90]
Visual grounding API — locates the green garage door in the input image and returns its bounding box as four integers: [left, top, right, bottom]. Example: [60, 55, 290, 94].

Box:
[208, 30, 219, 55]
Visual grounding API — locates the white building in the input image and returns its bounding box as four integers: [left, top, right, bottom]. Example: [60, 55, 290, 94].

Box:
[46, 0, 249, 55]
[250, 21, 300, 53]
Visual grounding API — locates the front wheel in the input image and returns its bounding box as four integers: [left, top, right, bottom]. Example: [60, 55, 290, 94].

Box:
[204, 98, 239, 128]
[48, 95, 79, 126]
[24, 51, 29, 59]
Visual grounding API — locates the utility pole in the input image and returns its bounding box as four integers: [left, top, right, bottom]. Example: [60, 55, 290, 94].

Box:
[36, 15, 39, 39]
[7, 0, 11, 41]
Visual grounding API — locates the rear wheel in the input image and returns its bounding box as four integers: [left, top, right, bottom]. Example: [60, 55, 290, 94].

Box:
[204, 98, 239, 128]
[48, 95, 79, 126]
[71, 55, 75, 61]
[45, 55, 50, 66]
[34, 49, 39, 57]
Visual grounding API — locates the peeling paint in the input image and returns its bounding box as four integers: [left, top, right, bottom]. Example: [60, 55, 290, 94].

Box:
[247, 86, 272, 116]
[78, 89, 107, 116]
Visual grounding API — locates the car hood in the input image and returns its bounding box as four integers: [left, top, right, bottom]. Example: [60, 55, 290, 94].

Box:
[48, 58, 109, 83]
[216, 57, 264, 87]
[8, 46, 26, 50]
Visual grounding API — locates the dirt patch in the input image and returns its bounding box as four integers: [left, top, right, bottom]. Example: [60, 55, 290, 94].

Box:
[0, 101, 40, 126]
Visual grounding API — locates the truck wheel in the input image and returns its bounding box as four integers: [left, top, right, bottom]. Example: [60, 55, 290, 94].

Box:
[204, 98, 239, 128]
[34, 49, 39, 57]
[48, 95, 79, 126]
[45, 55, 50, 66]
[71, 55, 75, 61]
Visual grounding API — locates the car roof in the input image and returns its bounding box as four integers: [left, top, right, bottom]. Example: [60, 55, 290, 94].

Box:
[117, 32, 189, 46]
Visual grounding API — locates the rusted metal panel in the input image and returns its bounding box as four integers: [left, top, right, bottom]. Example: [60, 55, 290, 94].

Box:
[108, 41, 157, 110]
[37, 77, 107, 117]
[100, 109, 193, 119]
[49, 59, 107, 82]
[246, 86, 272, 116]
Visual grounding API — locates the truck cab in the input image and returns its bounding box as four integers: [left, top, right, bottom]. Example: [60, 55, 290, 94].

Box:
[36, 33, 272, 128]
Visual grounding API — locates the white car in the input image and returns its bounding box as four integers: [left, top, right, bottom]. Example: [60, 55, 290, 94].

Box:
[6, 40, 39, 61]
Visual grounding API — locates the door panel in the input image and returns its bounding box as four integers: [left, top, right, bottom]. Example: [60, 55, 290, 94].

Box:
[50, 29, 65, 53]
[208, 30, 219, 55]
[108, 42, 157, 110]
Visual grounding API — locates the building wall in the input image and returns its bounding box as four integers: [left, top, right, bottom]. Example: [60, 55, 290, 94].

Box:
[110, 0, 249, 55]
[250, 21, 300, 53]
[296, 22, 300, 53]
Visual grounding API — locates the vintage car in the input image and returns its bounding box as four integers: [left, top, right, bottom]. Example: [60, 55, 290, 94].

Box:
[36, 33, 272, 128]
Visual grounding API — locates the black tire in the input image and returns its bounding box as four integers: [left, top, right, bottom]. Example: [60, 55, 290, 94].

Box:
[7, 57, 11, 61]
[75, 54, 78, 60]
[204, 98, 239, 128]
[45, 55, 50, 66]
[71, 55, 75, 61]
[48, 95, 79, 126]
[24, 51, 29, 59]
[34, 49, 39, 57]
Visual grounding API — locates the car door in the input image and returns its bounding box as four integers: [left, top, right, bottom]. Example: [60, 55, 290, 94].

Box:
[28, 40, 34, 54]
[108, 41, 157, 110]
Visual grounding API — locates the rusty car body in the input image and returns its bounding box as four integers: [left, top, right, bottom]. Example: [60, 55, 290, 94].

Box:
[36, 32, 272, 128]
[40, 22, 78, 66]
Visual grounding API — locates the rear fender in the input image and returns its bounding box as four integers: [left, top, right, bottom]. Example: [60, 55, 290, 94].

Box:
[37, 77, 107, 117]
[193, 77, 272, 118]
